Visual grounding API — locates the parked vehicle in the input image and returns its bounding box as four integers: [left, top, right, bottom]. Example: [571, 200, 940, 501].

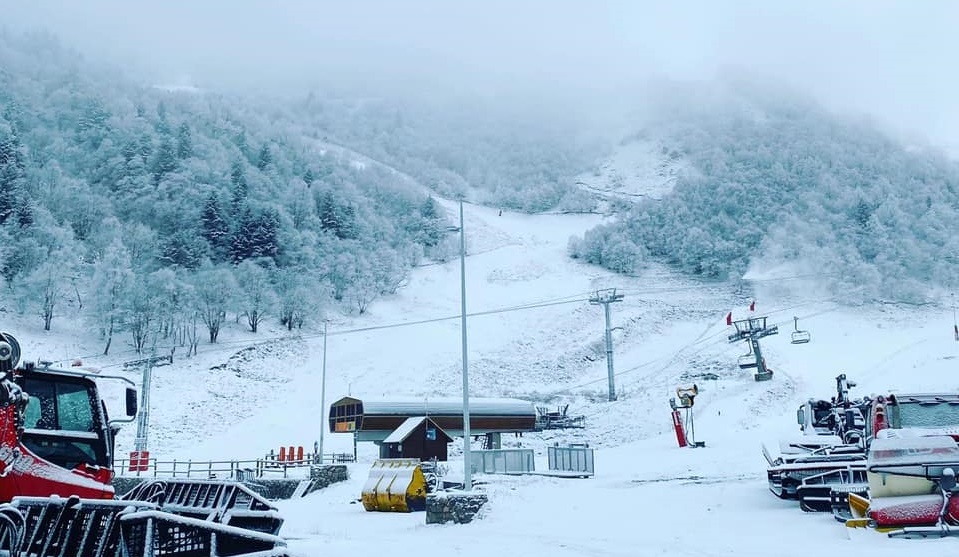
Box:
[0, 331, 289, 556]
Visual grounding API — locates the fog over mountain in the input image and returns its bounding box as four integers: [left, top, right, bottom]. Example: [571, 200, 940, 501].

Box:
[4, 1, 959, 151]
[0, 1, 957, 341]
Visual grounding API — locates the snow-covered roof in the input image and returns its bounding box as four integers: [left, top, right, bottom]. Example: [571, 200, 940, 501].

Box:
[383, 417, 426, 444]
[347, 396, 536, 417]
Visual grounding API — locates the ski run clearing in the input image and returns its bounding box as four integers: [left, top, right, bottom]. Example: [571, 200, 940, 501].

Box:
[7, 201, 959, 556]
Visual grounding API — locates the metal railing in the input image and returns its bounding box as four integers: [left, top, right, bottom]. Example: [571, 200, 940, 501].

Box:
[115, 452, 355, 480]
[548, 443, 594, 475]
[469, 449, 535, 475]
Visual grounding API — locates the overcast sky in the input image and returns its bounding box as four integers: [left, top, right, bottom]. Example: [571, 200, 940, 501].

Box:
[4, 0, 959, 149]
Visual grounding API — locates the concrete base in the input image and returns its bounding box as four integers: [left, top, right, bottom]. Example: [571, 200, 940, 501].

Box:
[426, 492, 488, 524]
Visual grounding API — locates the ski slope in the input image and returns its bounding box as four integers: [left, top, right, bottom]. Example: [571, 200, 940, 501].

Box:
[5, 200, 959, 556]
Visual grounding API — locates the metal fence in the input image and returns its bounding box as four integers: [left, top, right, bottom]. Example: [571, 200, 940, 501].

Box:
[547, 444, 594, 475]
[469, 449, 535, 475]
[115, 452, 355, 480]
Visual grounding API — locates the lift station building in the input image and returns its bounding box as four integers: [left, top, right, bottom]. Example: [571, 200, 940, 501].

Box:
[328, 396, 537, 460]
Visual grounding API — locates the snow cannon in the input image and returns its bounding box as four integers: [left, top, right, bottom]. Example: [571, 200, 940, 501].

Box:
[669, 385, 704, 448]
[361, 459, 429, 512]
[669, 398, 688, 448]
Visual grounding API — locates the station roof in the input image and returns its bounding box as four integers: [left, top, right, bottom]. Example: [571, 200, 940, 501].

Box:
[332, 396, 536, 417]
[382, 416, 452, 444]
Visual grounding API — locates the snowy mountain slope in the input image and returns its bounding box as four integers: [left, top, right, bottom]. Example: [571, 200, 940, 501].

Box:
[573, 137, 691, 204]
[3, 182, 959, 555]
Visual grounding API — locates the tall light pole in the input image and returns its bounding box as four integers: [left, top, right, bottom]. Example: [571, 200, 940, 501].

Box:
[318, 319, 329, 464]
[458, 200, 472, 491]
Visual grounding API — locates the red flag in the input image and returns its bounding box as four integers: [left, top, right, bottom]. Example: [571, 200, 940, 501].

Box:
[725, 311, 732, 326]
[749, 301, 756, 312]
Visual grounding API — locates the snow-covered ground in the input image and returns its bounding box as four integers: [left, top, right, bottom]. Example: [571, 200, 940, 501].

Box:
[573, 137, 690, 203]
[5, 198, 959, 555]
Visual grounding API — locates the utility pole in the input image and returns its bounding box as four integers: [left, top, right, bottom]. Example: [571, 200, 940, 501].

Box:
[318, 319, 329, 464]
[590, 288, 624, 401]
[134, 347, 156, 452]
[458, 200, 472, 491]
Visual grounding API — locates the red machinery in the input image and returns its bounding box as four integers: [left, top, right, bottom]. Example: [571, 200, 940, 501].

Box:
[0, 332, 291, 556]
[0, 331, 138, 502]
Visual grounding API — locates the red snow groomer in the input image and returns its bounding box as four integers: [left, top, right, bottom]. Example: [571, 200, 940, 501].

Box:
[843, 393, 959, 538]
[0, 332, 290, 556]
[847, 434, 959, 538]
[0, 332, 139, 502]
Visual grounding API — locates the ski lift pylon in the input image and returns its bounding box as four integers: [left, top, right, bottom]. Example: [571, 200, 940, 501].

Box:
[791, 316, 811, 344]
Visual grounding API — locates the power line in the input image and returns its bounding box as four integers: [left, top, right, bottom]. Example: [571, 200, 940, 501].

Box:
[89, 295, 595, 369]
[62, 276, 845, 374]
[547, 300, 844, 398]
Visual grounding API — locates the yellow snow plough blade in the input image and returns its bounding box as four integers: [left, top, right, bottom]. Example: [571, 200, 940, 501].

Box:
[361, 458, 428, 512]
[847, 492, 869, 519]
[845, 518, 872, 529]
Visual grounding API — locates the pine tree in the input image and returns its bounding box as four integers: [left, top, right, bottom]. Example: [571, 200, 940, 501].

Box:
[231, 161, 248, 214]
[256, 143, 272, 170]
[229, 206, 255, 263]
[249, 210, 279, 259]
[0, 124, 26, 225]
[419, 195, 443, 246]
[201, 194, 230, 260]
[151, 137, 177, 183]
[176, 123, 193, 159]
[318, 191, 339, 233]
[159, 229, 207, 269]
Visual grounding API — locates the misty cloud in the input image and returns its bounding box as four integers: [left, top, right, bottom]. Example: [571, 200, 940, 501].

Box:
[3, 0, 958, 148]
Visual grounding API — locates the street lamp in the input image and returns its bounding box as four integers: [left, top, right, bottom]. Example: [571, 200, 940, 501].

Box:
[447, 200, 471, 491]
[318, 319, 329, 464]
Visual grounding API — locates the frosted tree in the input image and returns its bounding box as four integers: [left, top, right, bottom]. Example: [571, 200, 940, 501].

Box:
[273, 267, 323, 330]
[90, 239, 133, 355]
[235, 259, 277, 333]
[191, 263, 237, 343]
[176, 123, 193, 159]
[123, 273, 160, 354]
[25, 258, 66, 331]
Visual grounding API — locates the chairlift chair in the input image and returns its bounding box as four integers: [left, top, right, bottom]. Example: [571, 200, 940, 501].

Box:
[791, 316, 811, 345]
[737, 346, 758, 369]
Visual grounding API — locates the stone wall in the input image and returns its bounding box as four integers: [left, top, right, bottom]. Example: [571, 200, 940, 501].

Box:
[305, 464, 349, 495]
[112, 475, 147, 497]
[425, 493, 488, 524]
[242, 478, 304, 500]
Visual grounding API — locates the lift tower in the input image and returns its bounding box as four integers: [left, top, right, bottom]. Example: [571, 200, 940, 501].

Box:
[728, 316, 779, 381]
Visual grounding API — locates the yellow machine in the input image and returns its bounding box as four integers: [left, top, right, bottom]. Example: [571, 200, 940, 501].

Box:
[675, 384, 698, 408]
[361, 459, 428, 512]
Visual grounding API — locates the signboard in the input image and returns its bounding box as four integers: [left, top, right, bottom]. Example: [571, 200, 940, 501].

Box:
[129, 450, 150, 472]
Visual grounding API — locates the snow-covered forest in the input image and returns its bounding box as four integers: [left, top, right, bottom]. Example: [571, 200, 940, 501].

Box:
[570, 80, 959, 302]
[4, 23, 959, 358]
[0, 30, 468, 351]
[287, 96, 604, 212]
